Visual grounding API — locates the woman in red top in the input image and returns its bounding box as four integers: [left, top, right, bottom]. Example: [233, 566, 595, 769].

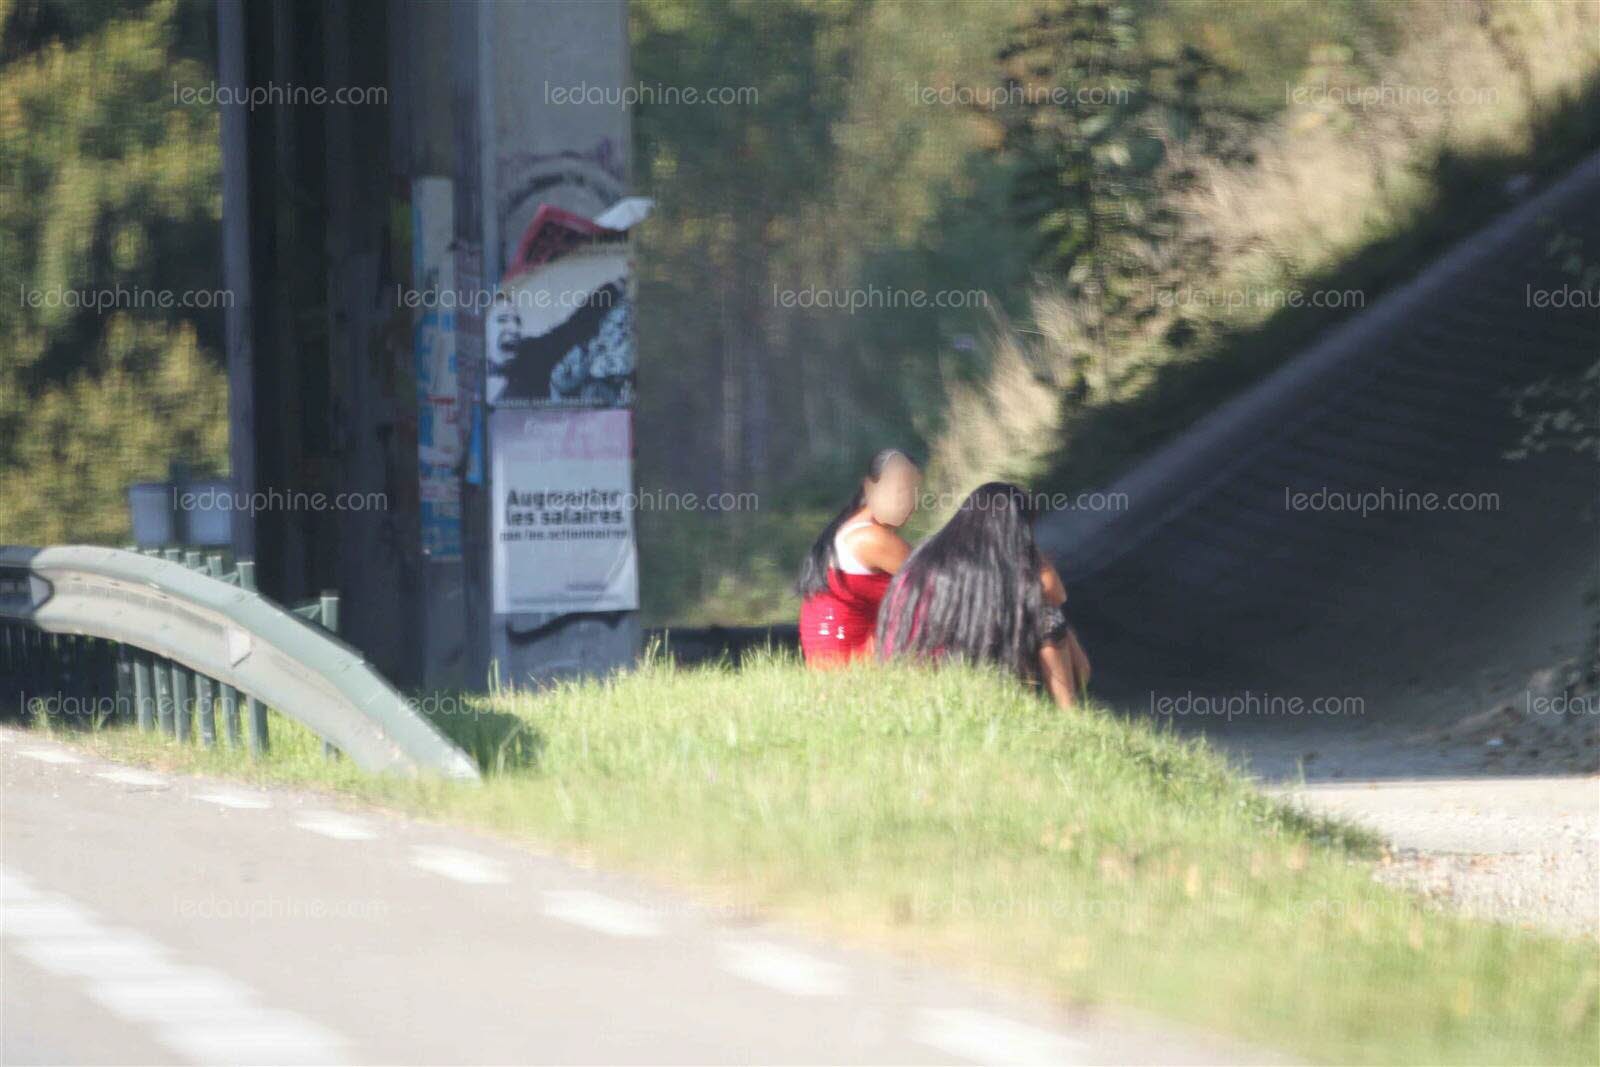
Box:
[797, 449, 921, 666]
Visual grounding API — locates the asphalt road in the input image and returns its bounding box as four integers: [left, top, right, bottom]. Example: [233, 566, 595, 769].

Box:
[0, 727, 1269, 1066]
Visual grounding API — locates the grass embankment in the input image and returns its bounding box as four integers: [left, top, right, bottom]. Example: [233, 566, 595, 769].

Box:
[63, 656, 1599, 1064]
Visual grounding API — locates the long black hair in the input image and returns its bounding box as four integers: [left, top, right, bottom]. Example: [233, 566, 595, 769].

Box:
[796, 448, 915, 598]
[876, 482, 1047, 681]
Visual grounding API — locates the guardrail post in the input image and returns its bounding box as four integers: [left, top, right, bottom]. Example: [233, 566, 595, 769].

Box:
[19, 628, 35, 717]
[170, 656, 191, 742]
[1, 624, 16, 717]
[38, 630, 54, 717]
[206, 554, 242, 747]
[236, 560, 269, 756]
[9, 625, 23, 718]
[50, 633, 68, 719]
[32, 632, 51, 718]
[86, 638, 103, 716]
[14, 626, 26, 718]
[37, 630, 51, 717]
[16, 626, 31, 719]
[41, 631, 61, 720]
[41, 633, 60, 718]
[133, 651, 155, 731]
[115, 640, 133, 724]
[54, 634, 72, 718]
[5, 625, 17, 715]
[13, 625, 27, 719]
[14, 626, 30, 717]
[87, 637, 107, 722]
[17, 628, 29, 714]
[4, 625, 16, 718]
[159, 550, 190, 741]
[86, 637, 109, 722]
[318, 591, 340, 761]
[82, 637, 99, 719]
[75, 637, 95, 720]
[112, 549, 135, 724]
[136, 550, 168, 733]
[14, 627, 26, 714]
[153, 653, 175, 737]
[184, 551, 217, 748]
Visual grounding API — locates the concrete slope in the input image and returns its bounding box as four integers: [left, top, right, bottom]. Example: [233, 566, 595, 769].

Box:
[1039, 151, 1599, 755]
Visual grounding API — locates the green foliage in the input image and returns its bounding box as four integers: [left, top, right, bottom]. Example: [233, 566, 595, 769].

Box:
[996, 0, 1244, 286]
[0, 0, 226, 546]
[637, 501, 827, 626]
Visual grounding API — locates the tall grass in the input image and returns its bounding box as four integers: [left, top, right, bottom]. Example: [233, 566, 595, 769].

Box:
[63, 654, 1600, 1064]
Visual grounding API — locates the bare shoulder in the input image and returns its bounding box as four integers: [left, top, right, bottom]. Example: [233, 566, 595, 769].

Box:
[844, 522, 912, 572]
[844, 522, 907, 551]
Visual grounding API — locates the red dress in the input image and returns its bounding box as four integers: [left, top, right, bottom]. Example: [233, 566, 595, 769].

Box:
[799, 568, 893, 665]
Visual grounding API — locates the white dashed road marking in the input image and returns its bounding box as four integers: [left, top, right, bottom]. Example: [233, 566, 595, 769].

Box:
[87, 968, 259, 1021]
[20, 748, 81, 765]
[410, 846, 510, 885]
[95, 768, 169, 787]
[296, 812, 379, 844]
[913, 1008, 1088, 1066]
[0, 865, 347, 1064]
[717, 939, 849, 996]
[157, 1011, 345, 1066]
[294, 811, 379, 841]
[193, 790, 272, 810]
[1, 899, 106, 940]
[11, 929, 176, 979]
[541, 889, 661, 938]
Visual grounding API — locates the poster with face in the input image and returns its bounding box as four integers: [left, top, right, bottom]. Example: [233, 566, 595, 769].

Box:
[487, 250, 635, 409]
[487, 200, 650, 410]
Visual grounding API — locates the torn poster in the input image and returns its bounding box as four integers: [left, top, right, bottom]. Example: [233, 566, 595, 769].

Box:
[487, 197, 652, 410]
[412, 176, 462, 561]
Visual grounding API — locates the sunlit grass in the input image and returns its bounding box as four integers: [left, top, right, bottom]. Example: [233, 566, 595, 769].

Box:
[56, 653, 1600, 1064]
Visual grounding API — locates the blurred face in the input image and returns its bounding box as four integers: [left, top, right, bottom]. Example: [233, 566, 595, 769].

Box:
[865, 456, 920, 528]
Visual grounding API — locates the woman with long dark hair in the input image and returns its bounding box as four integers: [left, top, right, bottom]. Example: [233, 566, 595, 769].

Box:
[876, 481, 1091, 707]
[797, 449, 921, 666]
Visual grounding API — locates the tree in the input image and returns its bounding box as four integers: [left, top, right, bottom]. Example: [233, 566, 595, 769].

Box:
[990, 0, 1249, 392]
[0, 0, 227, 545]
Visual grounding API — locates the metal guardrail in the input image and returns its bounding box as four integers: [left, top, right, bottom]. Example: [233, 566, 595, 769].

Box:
[0, 545, 479, 781]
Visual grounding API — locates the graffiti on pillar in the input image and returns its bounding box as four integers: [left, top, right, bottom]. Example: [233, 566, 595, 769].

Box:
[498, 139, 626, 235]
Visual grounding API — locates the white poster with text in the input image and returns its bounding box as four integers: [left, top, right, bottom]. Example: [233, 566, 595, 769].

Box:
[491, 408, 638, 614]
